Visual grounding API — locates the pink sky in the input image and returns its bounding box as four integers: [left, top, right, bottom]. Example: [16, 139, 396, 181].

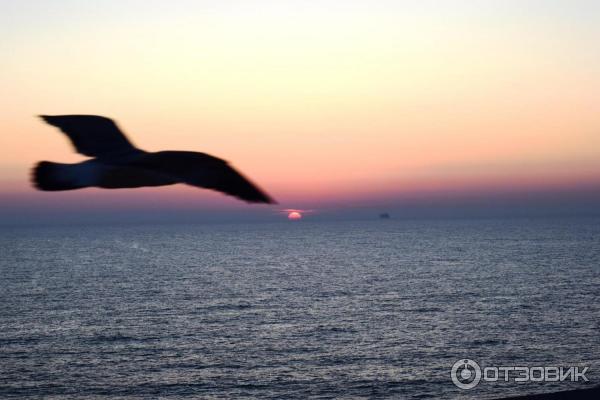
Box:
[1, 1, 599, 219]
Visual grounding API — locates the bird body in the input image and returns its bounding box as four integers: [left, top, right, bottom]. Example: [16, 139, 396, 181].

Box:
[33, 115, 275, 204]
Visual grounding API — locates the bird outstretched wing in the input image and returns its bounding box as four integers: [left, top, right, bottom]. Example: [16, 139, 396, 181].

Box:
[134, 151, 276, 204]
[200, 162, 275, 204]
[39, 115, 138, 158]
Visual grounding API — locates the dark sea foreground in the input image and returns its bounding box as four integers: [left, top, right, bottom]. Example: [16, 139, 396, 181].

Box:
[1, 217, 599, 399]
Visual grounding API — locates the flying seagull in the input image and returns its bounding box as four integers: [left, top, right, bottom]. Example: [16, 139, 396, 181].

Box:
[32, 115, 275, 204]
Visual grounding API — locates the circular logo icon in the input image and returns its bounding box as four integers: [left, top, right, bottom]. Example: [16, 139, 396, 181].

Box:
[451, 359, 482, 389]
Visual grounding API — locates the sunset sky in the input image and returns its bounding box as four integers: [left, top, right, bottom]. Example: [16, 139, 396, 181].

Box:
[1, 1, 600, 223]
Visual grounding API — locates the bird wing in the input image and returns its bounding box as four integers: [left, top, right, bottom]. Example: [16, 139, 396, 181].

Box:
[200, 163, 276, 204]
[134, 151, 276, 204]
[39, 115, 138, 158]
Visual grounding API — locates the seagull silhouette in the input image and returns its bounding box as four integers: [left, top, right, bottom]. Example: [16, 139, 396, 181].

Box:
[32, 115, 275, 204]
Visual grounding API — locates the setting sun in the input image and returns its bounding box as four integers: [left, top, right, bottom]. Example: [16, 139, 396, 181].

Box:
[287, 211, 302, 220]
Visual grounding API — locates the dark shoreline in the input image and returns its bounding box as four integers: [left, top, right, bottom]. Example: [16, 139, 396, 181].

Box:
[494, 386, 599, 399]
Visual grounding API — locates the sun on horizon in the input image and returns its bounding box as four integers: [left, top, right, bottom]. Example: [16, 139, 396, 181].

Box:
[287, 211, 302, 220]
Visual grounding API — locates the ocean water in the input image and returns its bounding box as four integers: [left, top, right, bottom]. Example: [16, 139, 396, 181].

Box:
[1, 218, 599, 399]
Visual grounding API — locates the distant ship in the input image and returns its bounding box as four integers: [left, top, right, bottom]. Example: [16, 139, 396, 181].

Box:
[379, 212, 391, 219]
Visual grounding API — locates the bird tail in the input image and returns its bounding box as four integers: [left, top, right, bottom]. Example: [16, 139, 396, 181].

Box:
[32, 161, 95, 191]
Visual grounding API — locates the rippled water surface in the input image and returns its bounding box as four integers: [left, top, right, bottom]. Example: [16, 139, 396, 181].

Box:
[1, 218, 599, 399]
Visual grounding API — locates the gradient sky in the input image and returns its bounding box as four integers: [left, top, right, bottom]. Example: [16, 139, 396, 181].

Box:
[1, 1, 600, 223]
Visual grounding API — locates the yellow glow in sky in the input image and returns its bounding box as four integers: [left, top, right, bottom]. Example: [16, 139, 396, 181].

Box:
[1, 1, 599, 207]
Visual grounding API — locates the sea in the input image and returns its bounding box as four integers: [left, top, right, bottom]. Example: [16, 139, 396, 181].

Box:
[1, 217, 599, 399]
